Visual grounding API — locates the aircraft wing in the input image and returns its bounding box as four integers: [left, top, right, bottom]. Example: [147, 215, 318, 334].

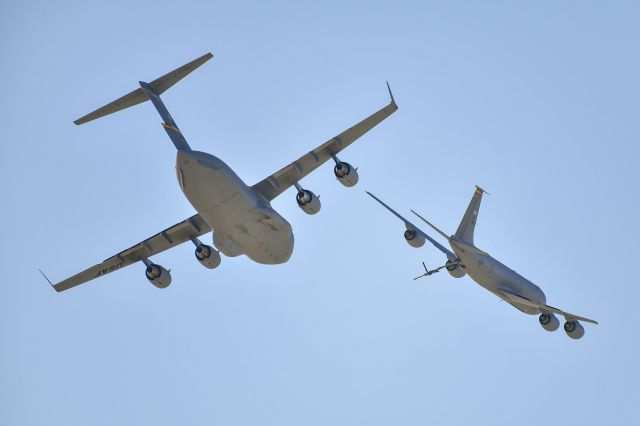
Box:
[44, 214, 210, 292]
[251, 85, 398, 201]
[496, 288, 598, 324]
[366, 191, 457, 261]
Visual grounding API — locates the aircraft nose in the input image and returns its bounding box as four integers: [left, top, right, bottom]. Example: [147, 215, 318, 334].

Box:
[285, 233, 294, 260]
[537, 287, 547, 305]
[277, 232, 294, 263]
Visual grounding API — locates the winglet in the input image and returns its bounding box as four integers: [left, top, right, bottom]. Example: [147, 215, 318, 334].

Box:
[475, 185, 490, 196]
[386, 81, 396, 105]
[39, 269, 59, 292]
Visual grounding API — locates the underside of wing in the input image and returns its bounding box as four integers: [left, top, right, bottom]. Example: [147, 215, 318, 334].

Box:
[51, 214, 210, 292]
[496, 288, 598, 324]
[540, 304, 598, 324]
[366, 191, 456, 260]
[252, 89, 397, 201]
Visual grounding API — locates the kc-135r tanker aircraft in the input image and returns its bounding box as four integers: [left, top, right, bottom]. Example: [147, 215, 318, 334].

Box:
[367, 187, 597, 339]
[40, 53, 397, 291]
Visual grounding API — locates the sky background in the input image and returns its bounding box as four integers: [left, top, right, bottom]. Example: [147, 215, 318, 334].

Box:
[1, 1, 639, 425]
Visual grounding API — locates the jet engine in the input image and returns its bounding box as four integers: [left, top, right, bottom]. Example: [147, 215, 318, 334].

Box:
[564, 320, 585, 339]
[446, 260, 465, 278]
[404, 229, 425, 248]
[334, 161, 359, 187]
[195, 243, 221, 269]
[145, 262, 172, 288]
[539, 313, 560, 332]
[296, 188, 321, 215]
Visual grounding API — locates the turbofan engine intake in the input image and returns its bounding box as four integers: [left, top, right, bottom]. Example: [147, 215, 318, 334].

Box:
[334, 162, 359, 187]
[195, 244, 221, 269]
[296, 189, 321, 215]
[145, 262, 172, 288]
[446, 260, 465, 278]
[564, 320, 585, 339]
[404, 229, 425, 248]
[539, 313, 560, 332]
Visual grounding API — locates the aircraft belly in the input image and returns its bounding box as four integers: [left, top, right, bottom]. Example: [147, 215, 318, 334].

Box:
[199, 195, 294, 265]
[456, 251, 544, 314]
[228, 221, 294, 265]
[175, 150, 293, 265]
[457, 252, 496, 292]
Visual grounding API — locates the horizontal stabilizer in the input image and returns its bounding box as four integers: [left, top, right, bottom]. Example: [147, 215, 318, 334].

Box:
[410, 209, 450, 241]
[74, 53, 213, 125]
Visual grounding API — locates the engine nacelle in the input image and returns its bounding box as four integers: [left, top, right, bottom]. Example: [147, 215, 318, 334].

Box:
[404, 229, 425, 248]
[195, 244, 221, 269]
[446, 260, 465, 278]
[334, 162, 359, 187]
[296, 189, 321, 215]
[145, 263, 172, 288]
[539, 313, 560, 332]
[564, 320, 585, 339]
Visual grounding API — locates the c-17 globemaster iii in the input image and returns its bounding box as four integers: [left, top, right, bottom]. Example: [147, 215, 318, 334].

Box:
[367, 187, 597, 339]
[40, 52, 397, 291]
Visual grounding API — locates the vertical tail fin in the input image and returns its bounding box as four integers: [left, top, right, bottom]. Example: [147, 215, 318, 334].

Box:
[455, 186, 488, 246]
[138, 81, 191, 151]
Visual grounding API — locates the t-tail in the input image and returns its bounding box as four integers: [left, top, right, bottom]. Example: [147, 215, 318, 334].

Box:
[74, 52, 214, 151]
[454, 185, 488, 246]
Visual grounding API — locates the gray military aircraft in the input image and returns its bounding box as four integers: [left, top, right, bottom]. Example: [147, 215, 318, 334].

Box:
[366, 187, 597, 339]
[41, 53, 397, 291]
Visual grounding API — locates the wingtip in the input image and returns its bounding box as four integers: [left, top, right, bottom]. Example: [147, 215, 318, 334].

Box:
[74, 116, 90, 125]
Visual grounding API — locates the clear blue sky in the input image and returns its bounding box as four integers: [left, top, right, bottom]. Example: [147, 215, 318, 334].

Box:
[1, 1, 638, 425]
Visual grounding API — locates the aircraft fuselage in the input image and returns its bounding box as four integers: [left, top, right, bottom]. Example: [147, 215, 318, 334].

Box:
[450, 239, 546, 314]
[176, 150, 294, 264]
